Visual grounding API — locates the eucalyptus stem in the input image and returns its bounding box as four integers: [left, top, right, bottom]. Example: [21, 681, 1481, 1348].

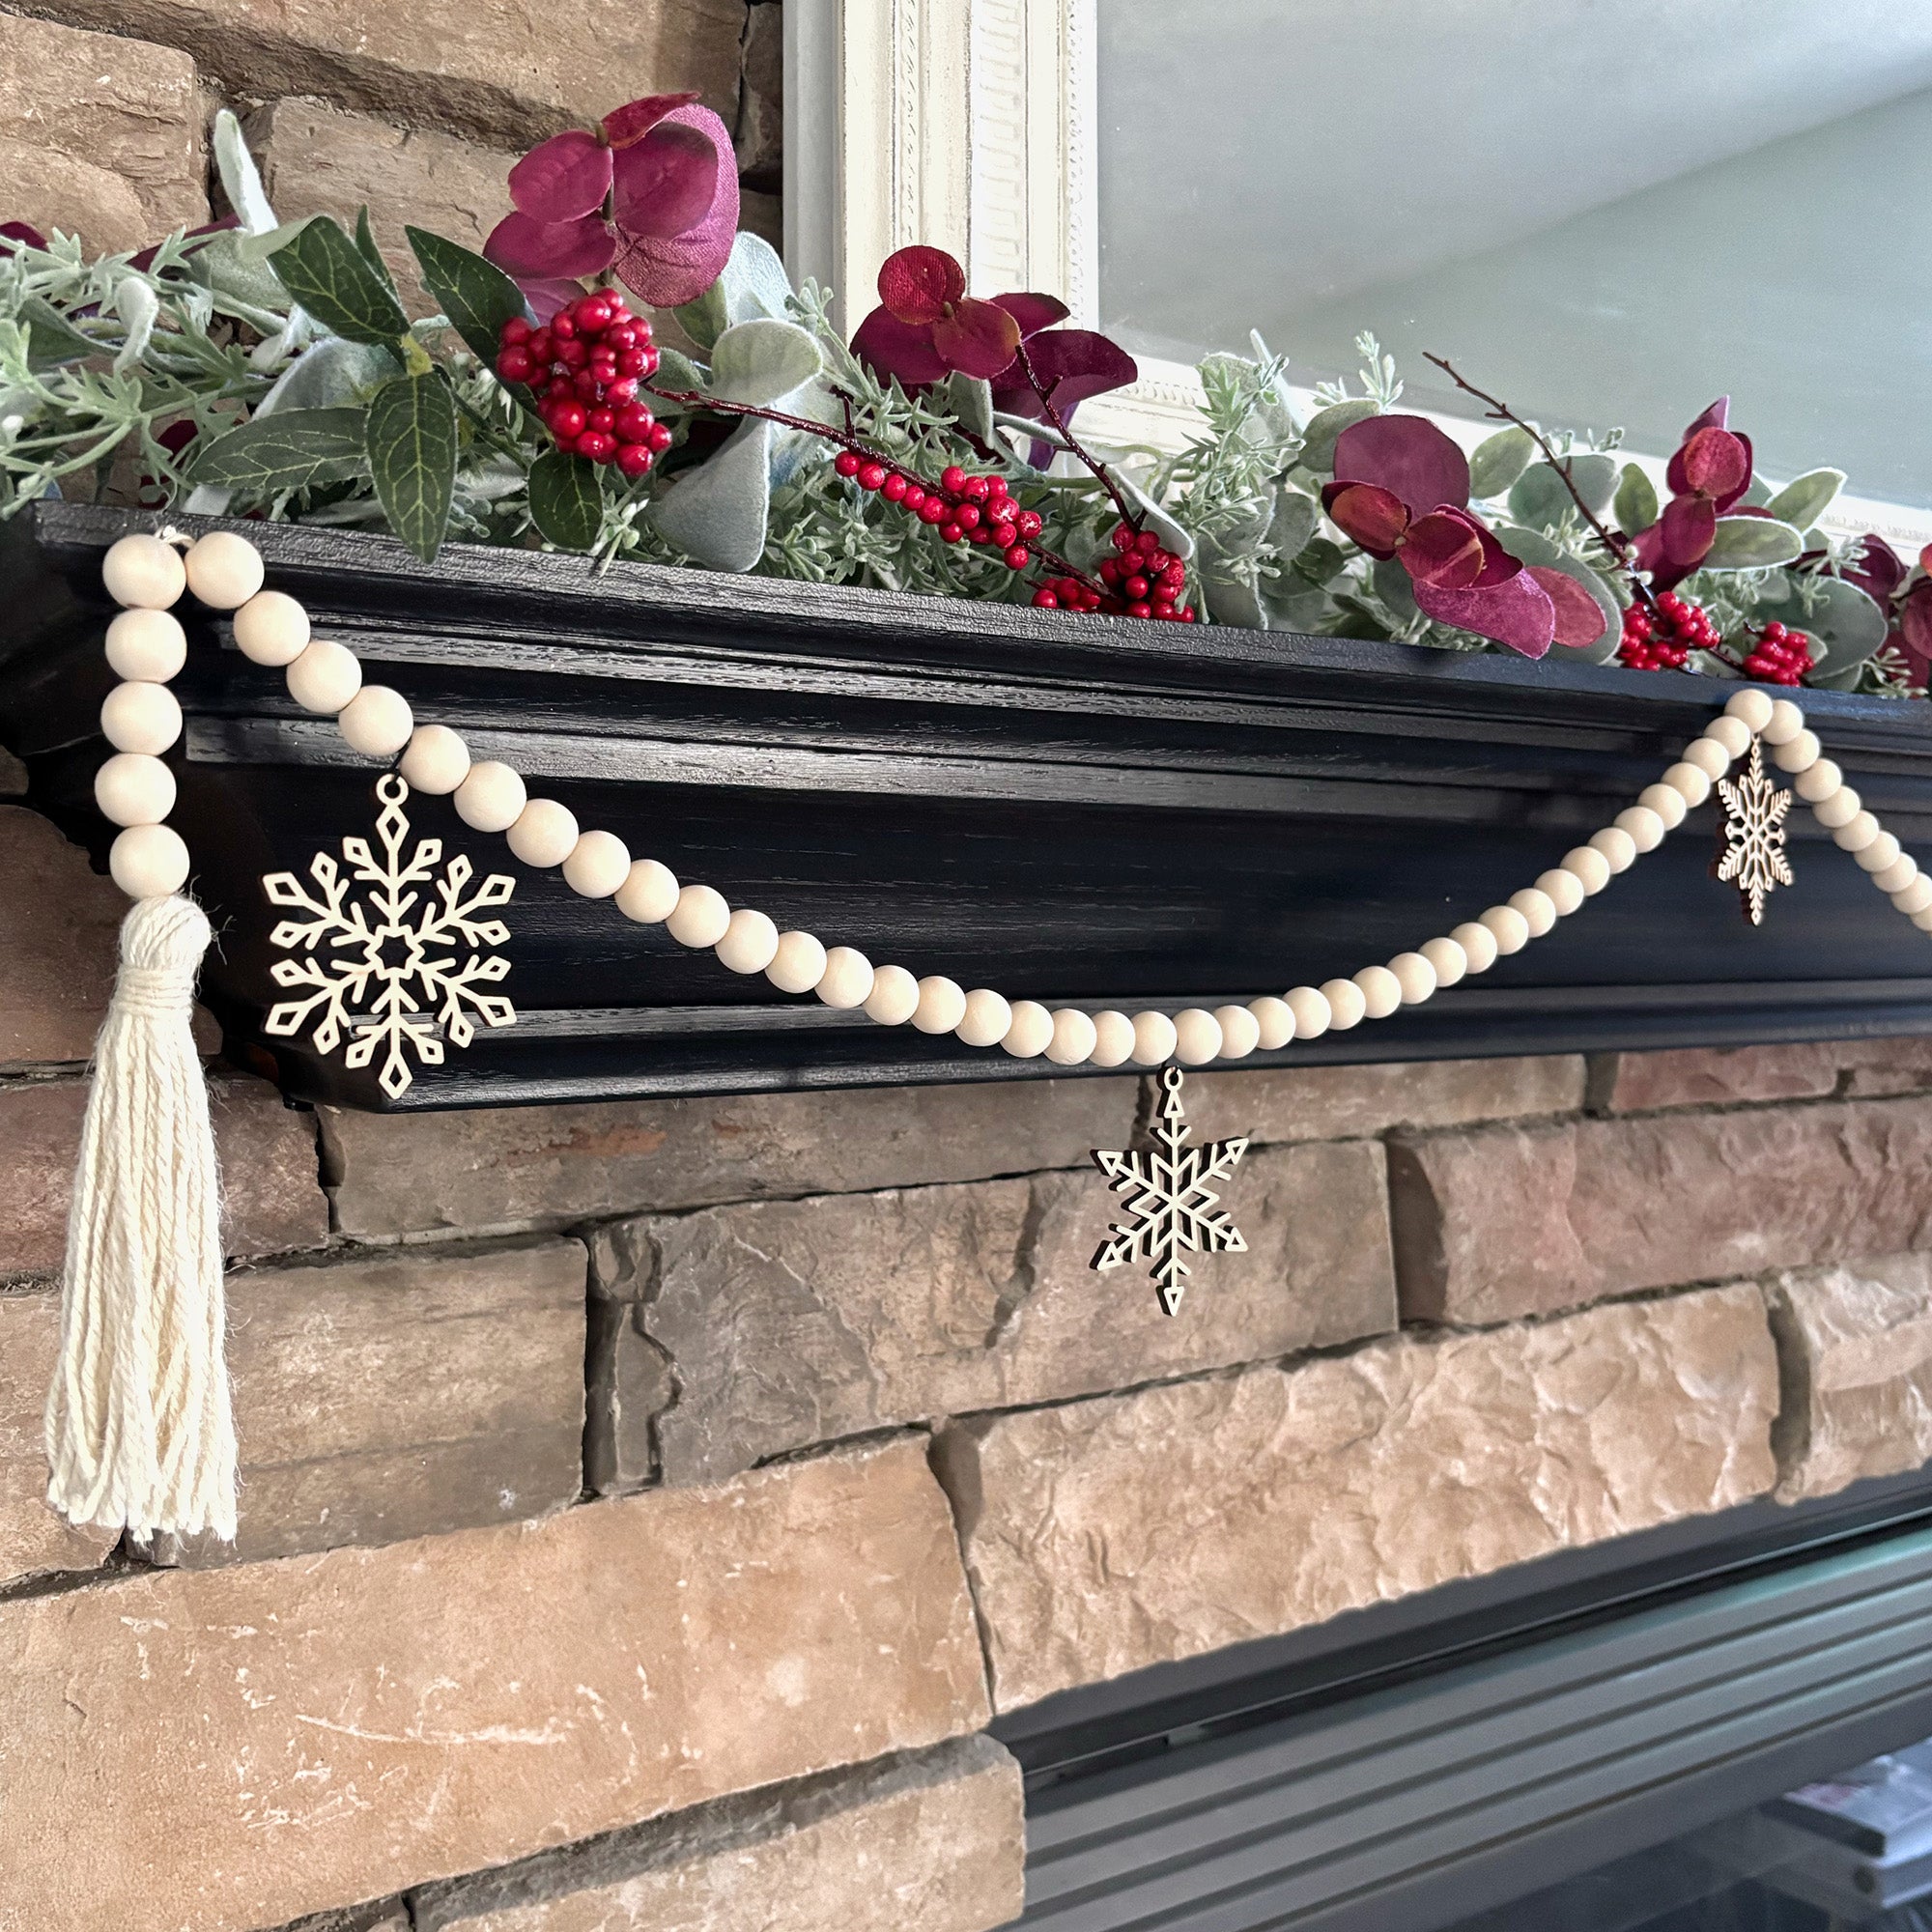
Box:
[1011, 341, 1139, 534]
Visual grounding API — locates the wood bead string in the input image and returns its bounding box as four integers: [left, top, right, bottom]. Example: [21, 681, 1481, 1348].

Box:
[94, 530, 1932, 1070]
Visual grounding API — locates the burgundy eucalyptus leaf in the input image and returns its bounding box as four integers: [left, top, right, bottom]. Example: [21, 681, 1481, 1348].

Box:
[484, 210, 617, 280]
[602, 91, 701, 149]
[1527, 567, 1611, 650]
[1676, 426, 1750, 503]
[1401, 509, 1488, 590]
[989, 327, 1138, 424]
[1845, 533, 1907, 609]
[1659, 491, 1718, 569]
[1899, 580, 1932, 660]
[611, 121, 719, 240]
[1332, 414, 1471, 518]
[849, 306, 951, 386]
[508, 129, 613, 223]
[1412, 565, 1556, 659]
[879, 244, 966, 326]
[929, 297, 1023, 380]
[1321, 481, 1410, 558]
[0, 220, 47, 251]
[520, 277, 588, 324]
[989, 291, 1070, 337]
[128, 214, 240, 273]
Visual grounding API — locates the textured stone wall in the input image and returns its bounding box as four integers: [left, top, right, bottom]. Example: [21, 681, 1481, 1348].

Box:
[9, 775, 1932, 1925]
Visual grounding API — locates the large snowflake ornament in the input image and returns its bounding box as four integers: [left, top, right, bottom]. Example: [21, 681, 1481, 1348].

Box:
[1091, 1065, 1250, 1315]
[262, 775, 516, 1098]
[1716, 736, 1794, 925]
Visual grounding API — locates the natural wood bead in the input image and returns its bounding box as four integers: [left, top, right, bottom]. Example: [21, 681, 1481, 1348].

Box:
[1615, 806, 1665, 853]
[1451, 921, 1499, 973]
[667, 884, 731, 948]
[863, 964, 921, 1026]
[1047, 1009, 1099, 1065]
[505, 798, 579, 868]
[1762, 697, 1807, 746]
[1249, 996, 1294, 1049]
[1321, 976, 1368, 1028]
[1771, 728, 1821, 775]
[108, 822, 189, 898]
[337, 685, 413, 758]
[1353, 967, 1403, 1020]
[453, 760, 526, 833]
[1535, 868, 1584, 917]
[1589, 826, 1638, 873]
[285, 639, 362, 714]
[1480, 905, 1530, 954]
[560, 829, 631, 898]
[1893, 875, 1932, 916]
[1703, 715, 1752, 760]
[952, 985, 1005, 1043]
[1855, 831, 1902, 875]
[1795, 758, 1842, 804]
[1173, 1007, 1224, 1063]
[1662, 762, 1712, 809]
[1509, 888, 1557, 938]
[94, 752, 176, 827]
[1420, 936, 1467, 987]
[614, 859, 679, 923]
[1092, 1010, 1137, 1065]
[1562, 846, 1611, 895]
[1724, 688, 1776, 733]
[184, 530, 265, 609]
[1833, 811, 1881, 854]
[1812, 787, 1861, 830]
[1387, 952, 1437, 1004]
[1915, 905, 1932, 932]
[1683, 737, 1731, 780]
[1873, 854, 1918, 895]
[815, 945, 874, 1009]
[399, 724, 471, 794]
[1131, 1009, 1179, 1064]
[100, 680, 181, 755]
[921, 977, 974, 1034]
[768, 931, 829, 994]
[1213, 1004, 1261, 1057]
[105, 608, 186, 682]
[1638, 783, 1688, 830]
[1285, 985, 1331, 1038]
[1001, 1000, 1054, 1059]
[716, 907, 780, 973]
[232, 590, 310, 666]
[101, 533, 185, 610]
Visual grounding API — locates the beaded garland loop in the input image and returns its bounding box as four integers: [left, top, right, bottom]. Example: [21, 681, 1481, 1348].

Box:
[90, 527, 1932, 1078]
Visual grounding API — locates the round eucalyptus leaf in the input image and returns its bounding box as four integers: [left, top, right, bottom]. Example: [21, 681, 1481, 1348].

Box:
[1701, 516, 1804, 571]
[1494, 525, 1622, 662]
[1740, 475, 1774, 508]
[1372, 554, 1419, 623]
[1467, 425, 1537, 500]
[1752, 575, 1888, 671]
[1613, 463, 1658, 535]
[1298, 399, 1377, 475]
[1507, 452, 1618, 528]
[1266, 485, 1319, 562]
[1764, 469, 1846, 534]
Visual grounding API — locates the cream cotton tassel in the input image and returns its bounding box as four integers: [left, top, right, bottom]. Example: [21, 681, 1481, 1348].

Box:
[45, 894, 236, 1542]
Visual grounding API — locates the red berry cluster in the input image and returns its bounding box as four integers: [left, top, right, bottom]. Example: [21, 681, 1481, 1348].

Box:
[496, 296, 674, 479]
[1035, 524, 1194, 620]
[834, 455, 1044, 570]
[1741, 619, 1814, 686]
[1618, 592, 1719, 671]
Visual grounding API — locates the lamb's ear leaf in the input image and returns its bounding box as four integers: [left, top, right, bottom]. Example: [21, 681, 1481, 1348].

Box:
[646, 416, 774, 571]
[528, 446, 605, 552]
[365, 370, 458, 561]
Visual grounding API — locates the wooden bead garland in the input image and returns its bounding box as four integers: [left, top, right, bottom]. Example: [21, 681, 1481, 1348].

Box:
[91, 529, 1932, 1079]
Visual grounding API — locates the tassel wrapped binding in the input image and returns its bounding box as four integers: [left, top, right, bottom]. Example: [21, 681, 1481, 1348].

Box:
[44, 894, 236, 1543]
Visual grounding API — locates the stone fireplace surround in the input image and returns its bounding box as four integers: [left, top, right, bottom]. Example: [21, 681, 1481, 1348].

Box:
[7, 781, 1932, 1930]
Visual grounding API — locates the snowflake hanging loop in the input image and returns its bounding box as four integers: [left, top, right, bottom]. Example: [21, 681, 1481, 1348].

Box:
[1716, 736, 1794, 926]
[1091, 1064, 1250, 1316]
[262, 773, 517, 1098]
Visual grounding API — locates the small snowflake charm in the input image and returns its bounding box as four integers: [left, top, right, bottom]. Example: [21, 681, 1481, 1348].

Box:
[1716, 736, 1794, 925]
[1091, 1065, 1249, 1316]
[262, 774, 516, 1099]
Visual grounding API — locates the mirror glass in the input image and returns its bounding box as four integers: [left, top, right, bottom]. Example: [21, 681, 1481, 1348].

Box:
[1099, 0, 1932, 516]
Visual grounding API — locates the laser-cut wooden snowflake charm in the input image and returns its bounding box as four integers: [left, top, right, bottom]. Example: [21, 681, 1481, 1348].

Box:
[1716, 737, 1794, 925]
[1091, 1065, 1249, 1316]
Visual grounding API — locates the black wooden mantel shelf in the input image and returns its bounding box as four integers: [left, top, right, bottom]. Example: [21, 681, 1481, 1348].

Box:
[6, 501, 1932, 1112]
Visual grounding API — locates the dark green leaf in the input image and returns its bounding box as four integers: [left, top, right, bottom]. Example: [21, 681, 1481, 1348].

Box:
[406, 227, 530, 368]
[185, 406, 369, 492]
[528, 447, 605, 552]
[1613, 462, 1658, 534]
[353, 206, 399, 297]
[268, 215, 411, 346]
[20, 297, 98, 369]
[365, 372, 458, 560]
